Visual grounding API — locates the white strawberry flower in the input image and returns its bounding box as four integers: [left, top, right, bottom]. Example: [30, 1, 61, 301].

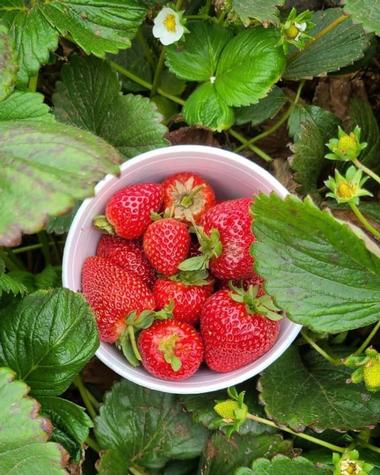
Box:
[152, 7, 185, 46]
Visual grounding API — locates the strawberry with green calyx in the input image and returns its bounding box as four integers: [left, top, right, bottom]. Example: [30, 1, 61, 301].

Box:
[180, 198, 255, 280]
[143, 218, 191, 276]
[332, 450, 373, 475]
[325, 126, 367, 162]
[213, 387, 249, 438]
[93, 183, 163, 240]
[200, 286, 282, 372]
[162, 172, 216, 224]
[138, 320, 203, 380]
[117, 303, 174, 367]
[81, 256, 173, 367]
[344, 347, 380, 392]
[153, 270, 213, 325]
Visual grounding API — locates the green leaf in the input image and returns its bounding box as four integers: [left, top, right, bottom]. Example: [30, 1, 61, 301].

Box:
[349, 96, 380, 175]
[232, 0, 285, 25]
[163, 459, 200, 475]
[0, 23, 17, 101]
[252, 193, 380, 333]
[110, 36, 152, 93]
[289, 106, 340, 194]
[0, 258, 28, 297]
[0, 2, 59, 85]
[235, 86, 286, 126]
[344, 0, 380, 35]
[183, 82, 234, 131]
[166, 22, 233, 81]
[0, 288, 99, 396]
[39, 396, 93, 462]
[216, 27, 285, 107]
[0, 0, 147, 85]
[0, 119, 121, 247]
[53, 55, 168, 159]
[46, 202, 81, 235]
[247, 455, 330, 474]
[259, 346, 380, 432]
[34, 265, 62, 289]
[284, 8, 371, 80]
[0, 367, 67, 474]
[200, 432, 292, 475]
[95, 380, 208, 473]
[0, 91, 53, 121]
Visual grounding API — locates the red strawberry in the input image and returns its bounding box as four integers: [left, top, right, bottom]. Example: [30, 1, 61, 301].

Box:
[138, 320, 203, 380]
[179, 198, 255, 280]
[200, 287, 281, 372]
[153, 271, 213, 325]
[203, 198, 255, 280]
[162, 172, 216, 224]
[81, 256, 155, 343]
[143, 218, 190, 276]
[94, 183, 163, 239]
[96, 235, 156, 288]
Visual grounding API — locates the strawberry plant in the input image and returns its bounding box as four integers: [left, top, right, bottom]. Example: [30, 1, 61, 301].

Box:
[1, 0, 380, 474]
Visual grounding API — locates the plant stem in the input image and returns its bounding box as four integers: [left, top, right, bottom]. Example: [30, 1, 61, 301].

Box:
[11, 241, 64, 254]
[108, 60, 184, 106]
[216, 9, 227, 24]
[129, 466, 147, 475]
[74, 375, 97, 421]
[353, 158, 380, 187]
[186, 14, 209, 19]
[86, 389, 101, 410]
[234, 80, 305, 153]
[354, 320, 380, 355]
[86, 436, 101, 453]
[229, 129, 273, 162]
[349, 203, 380, 241]
[246, 413, 345, 453]
[301, 330, 341, 366]
[151, 48, 166, 97]
[28, 74, 38, 92]
[136, 29, 155, 69]
[38, 232, 51, 266]
[288, 14, 349, 61]
[362, 442, 380, 455]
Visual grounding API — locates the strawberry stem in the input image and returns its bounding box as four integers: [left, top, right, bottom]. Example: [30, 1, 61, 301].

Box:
[128, 325, 142, 363]
[301, 330, 341, 365]
[246, 413, 345, 453]
[158, 334, 182, 372]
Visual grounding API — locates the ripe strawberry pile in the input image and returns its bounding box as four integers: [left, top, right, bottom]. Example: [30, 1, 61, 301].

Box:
[81, 172, 282, 381]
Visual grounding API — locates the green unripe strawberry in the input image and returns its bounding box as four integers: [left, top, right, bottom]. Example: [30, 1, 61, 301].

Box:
[363, 358, 380, 392]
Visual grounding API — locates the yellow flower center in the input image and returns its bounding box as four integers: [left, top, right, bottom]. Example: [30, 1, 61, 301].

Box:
[337, 133, 357, 154]
[337, 182, 356, 199]
[285, 23, 299, 39]
[340, 460, 362, 475]
[164, 14, 177, 33]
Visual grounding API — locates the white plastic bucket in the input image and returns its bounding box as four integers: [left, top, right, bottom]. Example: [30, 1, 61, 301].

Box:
[62, 145, 301, 394]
